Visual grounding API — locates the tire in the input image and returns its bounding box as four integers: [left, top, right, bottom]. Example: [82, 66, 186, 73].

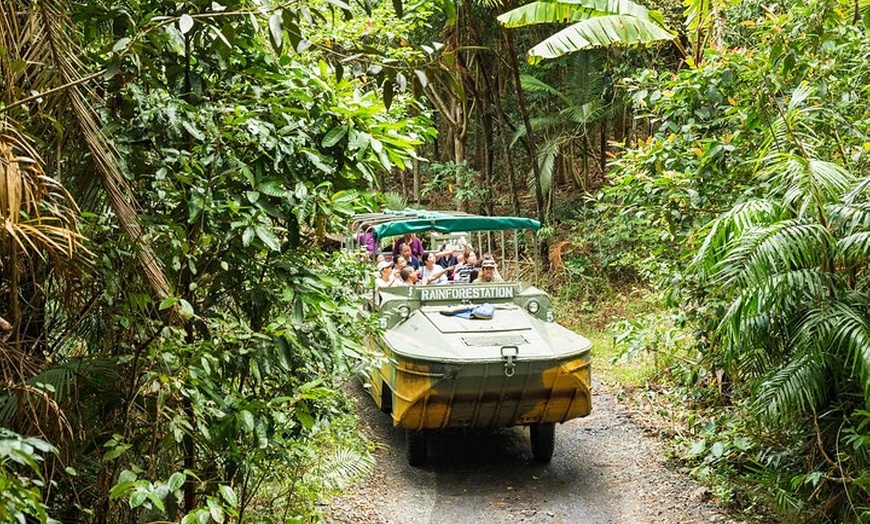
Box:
[406, 429, 427, 467]
[530, 422, 555, 463]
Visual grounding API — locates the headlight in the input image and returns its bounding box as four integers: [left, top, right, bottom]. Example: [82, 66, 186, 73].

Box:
[397, 305, 411, 320]
[526, 300, 540, 314]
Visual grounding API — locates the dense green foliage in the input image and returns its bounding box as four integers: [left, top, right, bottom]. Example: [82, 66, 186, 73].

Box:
[3, 0, 870, 521]
[1, 0, 429, 521]
[603, 0, 870, 520]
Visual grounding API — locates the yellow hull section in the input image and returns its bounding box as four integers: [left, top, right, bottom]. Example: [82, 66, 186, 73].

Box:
[382, 356, 591, 430]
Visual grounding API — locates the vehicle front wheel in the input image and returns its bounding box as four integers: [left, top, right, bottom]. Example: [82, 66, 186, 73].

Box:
[406, 429, 427, 467]
[529, 422, 555, 463]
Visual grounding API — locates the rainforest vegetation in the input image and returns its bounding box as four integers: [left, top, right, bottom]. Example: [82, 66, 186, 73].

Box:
[1, 0, 868, 522]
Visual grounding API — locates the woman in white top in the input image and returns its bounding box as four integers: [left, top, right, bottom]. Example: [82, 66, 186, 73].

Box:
[375, 260, 397, 291]
[420, 252, 453, 285]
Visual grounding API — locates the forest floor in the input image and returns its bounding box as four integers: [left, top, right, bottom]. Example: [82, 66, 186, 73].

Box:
[322, 377, 743, 524]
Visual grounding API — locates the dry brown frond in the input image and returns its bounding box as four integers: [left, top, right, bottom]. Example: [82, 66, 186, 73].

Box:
[32, 0, 173, 302]
[549, 240, 573, 272]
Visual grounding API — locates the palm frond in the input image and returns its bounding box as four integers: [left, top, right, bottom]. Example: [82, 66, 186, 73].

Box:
[838, 231, 870, 267]
[311, 445, 375, 491]
[520, 74, 571, 105]
[29, 0, 172, 301]
[826, 202, 870, 235]
[693, 199, 778, 274]
[757, 352, 828, 420]
[736, 221, 832, 286]
[536, 138, 559, 195]
[561, 100, 604, 125]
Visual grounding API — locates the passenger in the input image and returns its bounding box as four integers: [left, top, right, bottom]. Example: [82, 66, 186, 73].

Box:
[420, 251, 453, 285]
[399, 265, 419, 285]
[394, 255, 407, 273]
[375, 260, 397, 291]
[435, 244, 460, 271]
[399, 242, 421, 270]
[358, 222, 378, 256]
[391, 234, 424, 260]
[474, 257, 504, 284]
[453, 251, 479, 283]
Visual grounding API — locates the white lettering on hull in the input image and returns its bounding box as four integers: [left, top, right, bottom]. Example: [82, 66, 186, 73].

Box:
[420, 286, 516, 301]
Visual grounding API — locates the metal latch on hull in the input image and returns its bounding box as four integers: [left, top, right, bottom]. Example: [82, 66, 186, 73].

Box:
[501, 345, 519, 377]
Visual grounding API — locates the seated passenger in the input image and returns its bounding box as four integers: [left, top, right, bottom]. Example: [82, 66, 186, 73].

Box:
[391, 234, 424, 260]
[420, 251, 453, 285]
[473, 258, 504, 284]
[394, 255, 407, 274]
[435, 244, 460, 270]
[358, 222, 379, 256]
[399, 265, 419, 285]
[399, 242, 421, 270]
[453, 252, 479, 283]
[375, 260, 397, 291]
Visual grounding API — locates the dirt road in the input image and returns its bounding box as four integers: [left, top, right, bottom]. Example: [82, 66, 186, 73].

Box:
[325, 381, 739, 524]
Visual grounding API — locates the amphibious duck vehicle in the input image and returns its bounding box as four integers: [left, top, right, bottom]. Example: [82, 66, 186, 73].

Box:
[350, 210, 592, 466]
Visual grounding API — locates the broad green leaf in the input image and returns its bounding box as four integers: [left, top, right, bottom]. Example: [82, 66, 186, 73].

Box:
[526, 15, 674, 64]
[130, 489, 148, 509]
[219, 485, 238, 507]
[269, 12, 283, 52]
[179, 14, 194, 35]
[167, 472, 186, 492]
[159, 296, 179, 310]
[259, 180, 286, 197]
[414, 69, 428, 89]
[112, 37, 130, 53]
[255, 224, 281, 251]
[208, 496, 225, 523]
[109, 481, 137, 498]
[498, 0, 654, 28]
[326, 0, 352, 10]
[240, 410, 254, 432]
[178, 299, 195, 316]
[687, 439, 706, 457]
[242, 226, 255, 247]
[322, 125, 348, 148]
[103, 443, 131, 461]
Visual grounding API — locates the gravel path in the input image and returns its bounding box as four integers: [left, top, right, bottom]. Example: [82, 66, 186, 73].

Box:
[324, 381, 739, 524]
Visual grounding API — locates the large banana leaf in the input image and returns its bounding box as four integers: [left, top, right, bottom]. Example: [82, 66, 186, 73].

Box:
[498, 0, 654, 28]
[525, 15, 674, 64]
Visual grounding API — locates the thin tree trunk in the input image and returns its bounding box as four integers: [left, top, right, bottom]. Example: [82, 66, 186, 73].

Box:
[599, 120, 607, 175]
[412, 157, 420, 203]
[505, 29, 548, 269]
[506, 31, 543, 225]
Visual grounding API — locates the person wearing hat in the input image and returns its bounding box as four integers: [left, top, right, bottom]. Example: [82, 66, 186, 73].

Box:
[474, 256, 504, 284]
[375, 260, 397, 291]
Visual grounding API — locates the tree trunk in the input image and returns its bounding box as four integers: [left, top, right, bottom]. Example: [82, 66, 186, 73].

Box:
[505, 29, 548, 269]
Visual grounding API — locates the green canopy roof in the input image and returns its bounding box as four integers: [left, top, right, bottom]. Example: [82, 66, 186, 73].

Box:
[353, 209, 540, 238]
